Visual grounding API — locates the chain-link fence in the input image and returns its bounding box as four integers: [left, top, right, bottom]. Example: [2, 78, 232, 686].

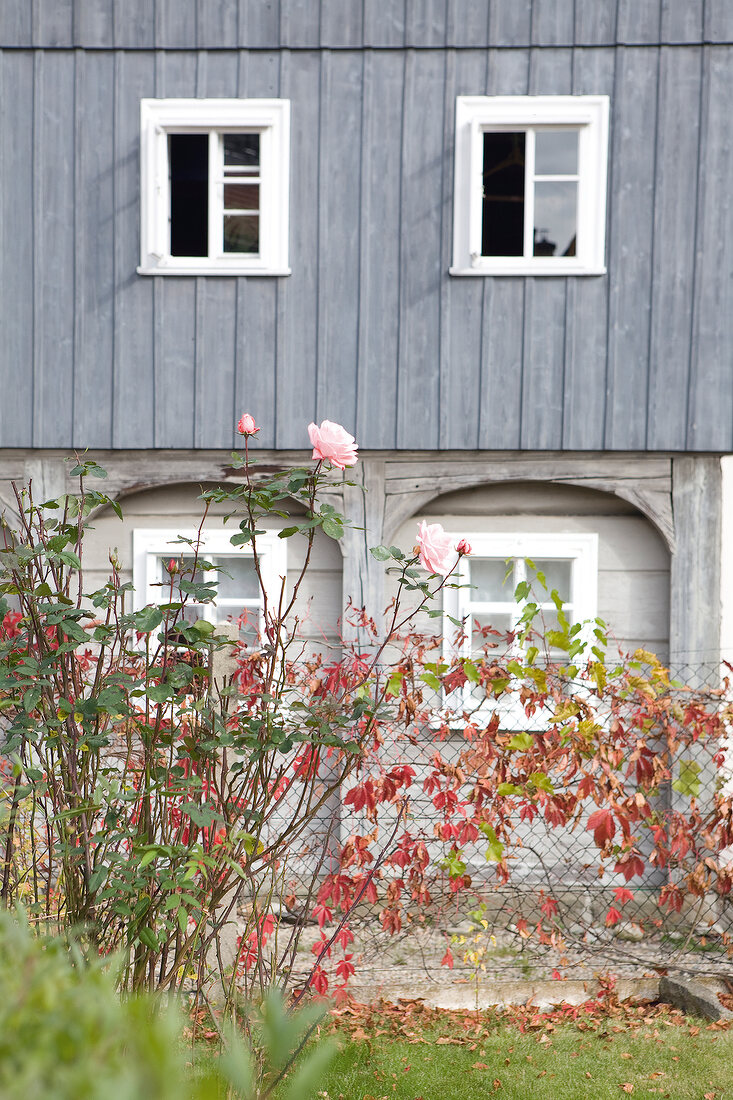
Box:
[269, 659, 733, 991]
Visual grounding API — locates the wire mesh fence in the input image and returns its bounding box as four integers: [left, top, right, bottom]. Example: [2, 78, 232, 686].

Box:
[270, 658, 733, 991]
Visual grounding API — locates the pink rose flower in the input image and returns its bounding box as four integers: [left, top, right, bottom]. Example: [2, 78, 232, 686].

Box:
[416, 521, 456, 576]
[307, 420, 358, 469]
[237, 413, 259, 436]
[456, 538, 472, 556]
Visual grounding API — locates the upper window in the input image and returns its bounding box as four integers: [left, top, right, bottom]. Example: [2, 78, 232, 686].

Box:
[133, 528, 287, 645]
[451, 96, 609, 276]
[139, 99, 290, 276]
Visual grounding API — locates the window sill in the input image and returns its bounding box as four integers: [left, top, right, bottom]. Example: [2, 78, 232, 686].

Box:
[449, 263, 606, 277]
[138, 264, 291, 277]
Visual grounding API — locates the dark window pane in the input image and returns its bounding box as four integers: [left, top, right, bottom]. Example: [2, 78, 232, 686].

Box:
[223, 183, 259, 211]
[535, 130, 578, 175]
[169, 134, 208, 257]
[216, 556, 260, 599]
[482, 131, 525, 257]
[224, 133, 259, 168]
[223, 214, 259, 253]
[533, 181, 577, 257]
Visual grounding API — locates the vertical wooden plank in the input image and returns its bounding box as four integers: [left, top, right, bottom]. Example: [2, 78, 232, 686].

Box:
[440, 49, 487, 449]
[0, 1, 31, 45]
[396, 50, 445, 449]
[233, 51, 280, 451]
[646, 48, 701, 449]
[32, 51, 75, 448]
[563, 47, 615, 449]
[240, 0, 280, 47]
[520, 48, 571, 450]
[114, 0, 155, 47]
[280, 0, 320, 47]
[156, 0, 197, 47]
[604, 48, 659, 449]
[355, 50, 404, 449]
[320, 0, 363, 46]
[197, 0, 239, 48]
[73, 0, 113, 45]
[688, 47, 733, 450]
[661, 0, 703, 42]
[363, 0, 405, 46]
[275, 49, 320, 447]
[478, 49, 529, 450]
[316, 51, 362, 432]
[446, 0, 489, 47]
[192, 51, 240, 449]
[704, 0, 733, 42]
[574, 0, 616, 45]
[33, 0, 73, 46]
[488, 1, 531, 46]
[616, 0, 661, 43]
[670, 457, 722, 667]
[73, 50, 114, 447]
[0, 51, 34, 445]
[405, 0, 447, 46]
[153, 51, 198, 448]
[531, 0, 574, 45]
[112, 50, 155, 448]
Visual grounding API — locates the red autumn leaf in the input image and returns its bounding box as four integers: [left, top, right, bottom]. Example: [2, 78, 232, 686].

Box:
[587, 807, 615, 848]
[441, 947, 454, 968]
[614, 886, 634, 905]
[605, 906, 622, 926]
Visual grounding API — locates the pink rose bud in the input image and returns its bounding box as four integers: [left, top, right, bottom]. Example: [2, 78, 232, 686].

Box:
[237, 413, 260, 436]
[416, 520, 456, 576]
[307, 419, 359, 469]
[456, 539, 472, 556]
[166, 558, 178, 574]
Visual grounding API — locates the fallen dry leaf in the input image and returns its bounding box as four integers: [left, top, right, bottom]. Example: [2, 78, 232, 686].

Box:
[620, 1086, 634, 1094]
[471, 1062, 489, 1070]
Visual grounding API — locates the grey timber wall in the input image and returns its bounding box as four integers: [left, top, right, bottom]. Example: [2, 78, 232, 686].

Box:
[1, 0, 732, 452]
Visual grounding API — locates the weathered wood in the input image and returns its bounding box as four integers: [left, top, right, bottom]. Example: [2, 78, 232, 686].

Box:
[340, 459, 387, 638]
[616, 0, 662, 43]
[488, 1, 531, 46]
[32, 51, 75, 448]
[531, 0, 574, 46]
[669, 456, 722, 667]
[705, 0, 733, 42]
[240, 0, 280, 48]
[73, 0, 113, 47]
[646, 47, 701, 448]
[113, 0, 155, 48]
[355, 49, 404, 449]
[661, 0, 704, 43]
[320, 0, 363, 47]
[316, 50, 362, 431]
[446, 0, 489, 48]
[478, 49, 529, 451]
[0, 1, 31, 45]
[563, 47, 615, 449]
[197, 0, 239, 49]
[34, 0, 73, 46]
[73, 49, 115, 447]
[275, 48, 319, 447]
[439, 48, 487, 449]
[396, 48, 444, 448]
[405, 0, 447, 47]
[0, 50, 34, 447]
[687, 46, 733, 450]
[574, 0, 616, 45]
[363, 0, 405, 47]
[280, 0, 320, 47]
[112, 49, 155, 447]
[604, 48, 659, 449]
[155, 0, 197, 48]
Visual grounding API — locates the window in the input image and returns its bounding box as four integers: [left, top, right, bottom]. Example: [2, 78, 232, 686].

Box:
[139, 99, 290, 276]
[133, 529, 287, 644]
[442, 533, 598, 718]
[451, 96, 609, 276]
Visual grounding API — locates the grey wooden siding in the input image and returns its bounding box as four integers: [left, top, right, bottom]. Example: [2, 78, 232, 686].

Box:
[1, 8, 731, 452]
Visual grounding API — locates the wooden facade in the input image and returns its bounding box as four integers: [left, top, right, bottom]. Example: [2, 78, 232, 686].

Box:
[1, 0, 732, 453]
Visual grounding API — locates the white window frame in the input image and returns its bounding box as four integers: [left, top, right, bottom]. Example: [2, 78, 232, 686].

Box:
[139, 98, 290, 276]
[442, 532, 598, 724]
[450, 95, 609, 277]
[132, 528, 287, 640]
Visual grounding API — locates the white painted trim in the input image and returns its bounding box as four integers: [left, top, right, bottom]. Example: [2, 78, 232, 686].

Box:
[139, 98, 290, 276]
[720, 457, 733, 662]
[132, 527, 287, 638]
[452, 95, 609, 276]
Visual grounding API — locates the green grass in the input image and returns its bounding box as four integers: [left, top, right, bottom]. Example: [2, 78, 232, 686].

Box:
[314, 1019, 733, 1100]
